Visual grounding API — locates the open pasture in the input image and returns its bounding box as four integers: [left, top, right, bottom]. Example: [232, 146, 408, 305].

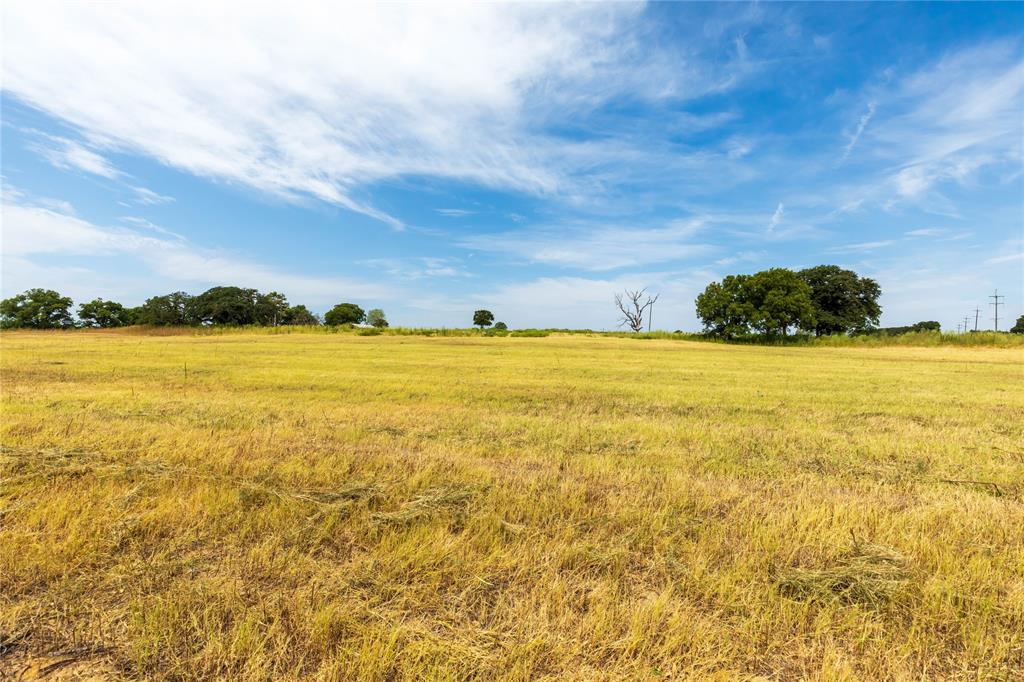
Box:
[1, 331, 1022, 680]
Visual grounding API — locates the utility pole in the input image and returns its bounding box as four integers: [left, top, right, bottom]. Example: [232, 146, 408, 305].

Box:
[963, 315, 971, 334]
[956, 322, 962, 334]
[973, 307, 980, 332]
[990, 289, 1004, 331]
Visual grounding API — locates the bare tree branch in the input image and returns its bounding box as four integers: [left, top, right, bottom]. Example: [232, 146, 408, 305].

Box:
[614, 288, 659, 332]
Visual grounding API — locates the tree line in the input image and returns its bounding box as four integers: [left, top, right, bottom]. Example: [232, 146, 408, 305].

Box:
[0, 286, 389, 330]
[3, 269, 1021, 335]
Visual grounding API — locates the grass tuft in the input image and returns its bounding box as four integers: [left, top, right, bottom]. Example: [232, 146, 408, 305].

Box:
[371, 485, 479, 525]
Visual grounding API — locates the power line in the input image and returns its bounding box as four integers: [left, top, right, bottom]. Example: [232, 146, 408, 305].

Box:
[973, 307, 981, 332]
[990, 289, 1005, 331]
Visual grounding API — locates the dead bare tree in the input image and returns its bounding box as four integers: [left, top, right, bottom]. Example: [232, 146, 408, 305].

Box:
[614, 288, 659, 332]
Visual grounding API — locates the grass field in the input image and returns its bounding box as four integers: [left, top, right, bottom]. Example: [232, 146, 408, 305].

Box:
[2, 330, 1023, 680]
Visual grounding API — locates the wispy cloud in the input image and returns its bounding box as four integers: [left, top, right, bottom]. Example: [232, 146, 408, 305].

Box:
[767, 202, 784, 232]
[877, 44, 1023, 204]
[4, 3, 710, 227]
[359, 257, 469, 279]
[119, 216, 187, 241]
[808, 42, 1024, 221]
[904, 228, 947, 237]
[131, 186, 174, 205]
[435, 208, 474, 218]
[839, 101, 876, 162]
[460, 219, 713, 271]
[2, 193, 393, 305]
[32, 135, 121, 179]
[985, 251, 1024, 265]
[825, 240, 895, 254]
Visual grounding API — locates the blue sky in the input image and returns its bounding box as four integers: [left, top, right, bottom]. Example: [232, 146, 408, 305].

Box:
[2, 2, 1022, 330]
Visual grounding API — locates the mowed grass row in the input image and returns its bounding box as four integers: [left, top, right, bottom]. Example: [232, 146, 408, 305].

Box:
[1, 331, 1022, 680]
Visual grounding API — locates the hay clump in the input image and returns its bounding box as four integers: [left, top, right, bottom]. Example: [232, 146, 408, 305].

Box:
[778, 541, 911, 607]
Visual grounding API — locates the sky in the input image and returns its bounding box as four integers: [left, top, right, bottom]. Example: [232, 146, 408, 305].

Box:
[2, 2, 1022, 331]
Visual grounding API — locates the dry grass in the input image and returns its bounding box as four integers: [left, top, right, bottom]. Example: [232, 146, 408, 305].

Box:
[1, 329, 1022, 680]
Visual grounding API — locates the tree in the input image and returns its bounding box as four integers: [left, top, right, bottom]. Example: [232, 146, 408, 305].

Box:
[695, 276, 755, 339]
[614, 289, 659, 332]
[473, 310, 494, 329]
[366, 308, 388, 328]
[260, 291, 290, 326]
[493, 321, 508, 331]
[134, 292, 194, 325]
[798, 265, 881, 335]
[282, 304, 320, 326]
[325, 302, 365, 326]
[911, 321, 940, 332]
[186, 286, 282, 326]
[78, 298, 131, 328]
[1010, 315, 1024, 334]
[0, 288, 74, 329]
[695, 269, 815, 339]
[744, 268, 815, 338]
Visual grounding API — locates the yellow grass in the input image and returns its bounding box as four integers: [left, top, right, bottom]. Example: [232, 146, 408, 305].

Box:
[1, 330, 1022, 680]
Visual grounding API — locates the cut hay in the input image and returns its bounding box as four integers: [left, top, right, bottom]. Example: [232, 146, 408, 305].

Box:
[777, 541, 912, 608]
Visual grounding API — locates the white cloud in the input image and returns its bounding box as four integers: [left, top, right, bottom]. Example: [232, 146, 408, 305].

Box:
[2, 3, 691, 227]
[904, 228, 947, 237]
[878, 44, 1024, 202]
[33, 135, 121, 179]
[839, 101, 876, 162]
[459, 219, 714, 271]
[714, 250, 764, 267]
[1, 196, 394, 306]
[725, 137, 754, 159]
[984, 238, 1024, 265]
[825, 240, 895, 254]
[767, 202, 784, 232]
[359, 257, 468, 280]
[813, 44, 1024, 218]
[435, 209, 474, 218]
[119, 216, 187, 241]
[35, 197, 76, 215]
[131, 186, 174, 205]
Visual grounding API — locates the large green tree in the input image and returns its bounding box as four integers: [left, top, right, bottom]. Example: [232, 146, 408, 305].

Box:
[187, 286, 256, 325]
[324, 302, 365, 326]
[1010, 315, 1024, 334]
[78, 298, 132, 328]
[186, 287, 288, 325]
[695, 269, 815, 339]
[744, 268, 816, 338]
[134, 292, 194, 326]
[694, 275, 756, 339]
[798, 265, 882, 336]
[0, 288, 74, 329]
